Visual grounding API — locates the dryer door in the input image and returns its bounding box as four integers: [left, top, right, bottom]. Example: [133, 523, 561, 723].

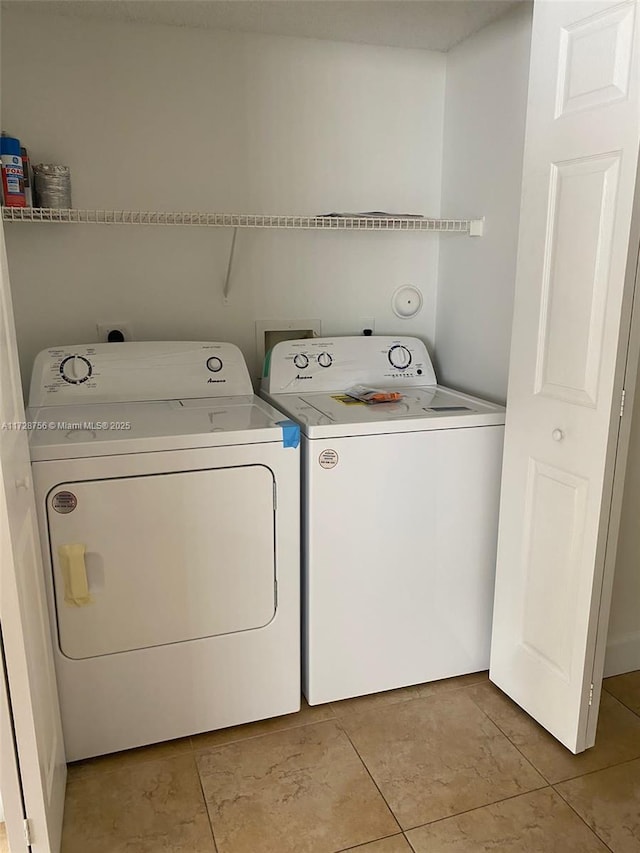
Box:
[46, 464, 276, 659]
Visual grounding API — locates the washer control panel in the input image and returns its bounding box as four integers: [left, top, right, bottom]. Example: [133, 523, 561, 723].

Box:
[29, 342, 253, 407]
[262, 336, 436, 394]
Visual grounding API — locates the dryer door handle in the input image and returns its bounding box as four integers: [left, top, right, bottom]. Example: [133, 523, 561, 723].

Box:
[58, 543, 92, 607]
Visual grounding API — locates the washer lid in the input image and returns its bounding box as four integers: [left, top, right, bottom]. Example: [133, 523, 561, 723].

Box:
[27, 395, 296, 461]
[265, 386, 505, 439]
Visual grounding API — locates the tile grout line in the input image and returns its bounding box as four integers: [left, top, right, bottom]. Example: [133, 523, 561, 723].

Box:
[189, 708, 339, 756]
[404, 830, 418, 852]
[334, 716, 404, 836]
[194, 714, 401, 853]
[401, 785, 616, 853]
[189, 682, 640, 766]
[400, 784, 552, 834]
[463, 684, 635, 852]
[552, 783, 616, 853]
[326, 680, 493, 734]
[66, 744, 192, 782]
[601, 689, 640, 726]
[602, 684, 640, 720]
[552, 753, 640, 785]
[335, 681, 550, 836]
[452, 684, 552, 784]
[193, 750, 221, 853]
[332, 830, 410, 852]
[327, 674, 491, 719]
[188, 677, 492, 759]
[465, 684, 640, 786]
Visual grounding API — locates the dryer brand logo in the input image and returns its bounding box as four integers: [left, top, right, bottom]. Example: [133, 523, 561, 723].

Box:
[296, 375, 312, 380]
[207, 378, 226, 383]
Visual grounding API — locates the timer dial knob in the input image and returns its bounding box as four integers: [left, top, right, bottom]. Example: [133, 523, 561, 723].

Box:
[388, 345, 412, 370]
[317, 352, 333, 368]
[293, 354, 309, 369]
[60, 355, 92, 384]
[206, 356, 223, 373]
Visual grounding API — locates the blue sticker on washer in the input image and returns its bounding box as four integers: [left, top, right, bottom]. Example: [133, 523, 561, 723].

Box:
[277, 420, 300, 449]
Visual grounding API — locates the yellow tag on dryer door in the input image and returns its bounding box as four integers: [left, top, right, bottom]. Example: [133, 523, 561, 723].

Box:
[58, 543, 93, 607]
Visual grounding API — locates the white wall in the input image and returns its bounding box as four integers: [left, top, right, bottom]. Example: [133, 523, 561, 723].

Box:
[436, 3, 533, 403]
[1, 8, 446, 387]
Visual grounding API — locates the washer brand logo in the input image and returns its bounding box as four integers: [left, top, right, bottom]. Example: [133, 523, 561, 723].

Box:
[296, 375, 312, 380]
[207, 378, 226, 383]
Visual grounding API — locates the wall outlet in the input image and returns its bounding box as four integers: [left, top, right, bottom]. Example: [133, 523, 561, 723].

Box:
[97, 322, 134, 342]
[324, 317, 376, 337]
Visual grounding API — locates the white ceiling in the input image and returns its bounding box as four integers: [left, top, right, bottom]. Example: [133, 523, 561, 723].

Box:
[4, 0, 523, 52]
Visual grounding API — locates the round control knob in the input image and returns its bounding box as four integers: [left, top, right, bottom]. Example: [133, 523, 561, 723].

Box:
[317, 352, 333, 368]
[552, 428, 565, 442]
[206, 356, 223, 373]
[388, 345, 412, 370]
[60, 355, 92, 384]
[293, 354, 309, 369]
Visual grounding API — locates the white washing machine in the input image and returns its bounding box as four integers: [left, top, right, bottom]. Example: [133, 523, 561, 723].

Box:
[28, 341, 300, 760]
[261, 336, 505, 705]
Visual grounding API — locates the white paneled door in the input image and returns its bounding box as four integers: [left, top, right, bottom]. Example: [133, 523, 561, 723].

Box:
[491, 0, 640, 753]
[0, 220, 67, 849]
[1, 633, 30, 853]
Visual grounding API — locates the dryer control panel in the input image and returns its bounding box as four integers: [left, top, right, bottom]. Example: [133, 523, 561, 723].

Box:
[262, 336, 437, 394]
[29, 342, 254, 407]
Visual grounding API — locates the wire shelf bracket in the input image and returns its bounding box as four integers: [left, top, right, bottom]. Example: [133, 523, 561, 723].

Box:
[222, 227, 238, 304]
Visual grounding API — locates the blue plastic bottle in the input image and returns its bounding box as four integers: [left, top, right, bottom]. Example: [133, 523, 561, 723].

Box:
[1, 135, 26, 207]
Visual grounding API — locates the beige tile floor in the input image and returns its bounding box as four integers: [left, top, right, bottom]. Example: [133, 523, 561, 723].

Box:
[61, 670, 640, 853]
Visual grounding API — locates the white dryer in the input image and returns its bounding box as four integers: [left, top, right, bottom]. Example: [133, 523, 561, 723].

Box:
[261, 336, 505, 706]
[28, 342, 300, 760]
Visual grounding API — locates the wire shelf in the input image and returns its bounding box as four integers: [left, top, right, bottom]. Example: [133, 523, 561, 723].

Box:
[1, 207, 484, 234]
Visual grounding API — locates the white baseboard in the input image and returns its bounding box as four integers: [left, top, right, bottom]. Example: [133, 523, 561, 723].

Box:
[605, 630, 640, 678]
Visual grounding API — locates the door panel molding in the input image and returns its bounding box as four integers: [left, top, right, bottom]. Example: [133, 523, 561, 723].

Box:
[520, 459, 589, 681]
[556, 1, 636, 118]
[535, 152, 621, 405]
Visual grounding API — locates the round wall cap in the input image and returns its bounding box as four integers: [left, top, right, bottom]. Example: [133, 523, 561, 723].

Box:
[392, 285, 423, 319]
